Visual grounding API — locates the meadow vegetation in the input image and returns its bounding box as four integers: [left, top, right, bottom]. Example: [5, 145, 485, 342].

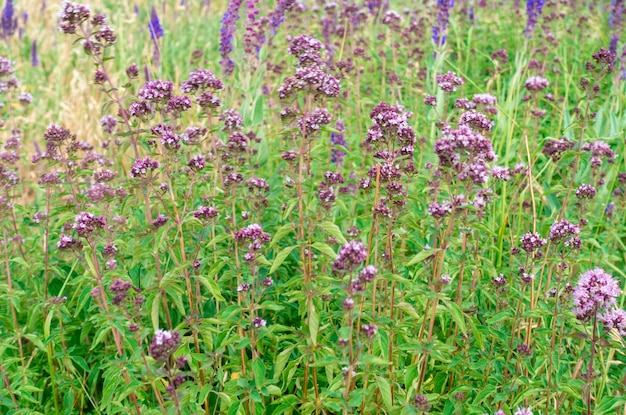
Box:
[1, 0, 626, 414]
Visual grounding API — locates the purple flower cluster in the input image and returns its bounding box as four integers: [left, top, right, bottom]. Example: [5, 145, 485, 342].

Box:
[434, 123, 496, 184]
[73, 212, 105, 237]
[365, 102, 416, 150]
[599, 308, 626, 335]
[428, 201, 452, 219]
[234, 224, 270, 262]
[437, 71, 464, 93]
[278, 35, 341, 100]
[193, 206, 218, 221]
[332, 240, 367, 273]
[542, 137, 574, 161]
[149, 329, 181, 361]
[573, 268, 621, 320]
[181, 69, 223, 94]
[582, 140, 617, 167]
[138, 80, 173, 103]
[219, 108, 244, 132]
[298, 108, 331, 138]
[361, 323, 377, 338]
[519, 232, 546, 253]
[57, 1, 91, 34]
[458, 110, 494, 132]
[57, 234, 81, 250]
[548, 219, 580, 244]
[152, 214, 169, 228]
[575, 184, 596, 200]
[130, 157, 159, 178]
[110, 278, 132, 306]
[524, 76, 549, 92]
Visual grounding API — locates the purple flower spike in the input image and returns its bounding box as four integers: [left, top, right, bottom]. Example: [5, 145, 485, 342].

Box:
[148, 6, 163, 40]
[1, 0, 17, 39]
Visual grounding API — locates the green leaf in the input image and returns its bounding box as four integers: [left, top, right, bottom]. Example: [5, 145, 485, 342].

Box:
[269, 245, 298, 274]
[198, 275, 226, 301]
[318, 221, 348, 244]
[251, 358, 266, 389]
[360, 355, 392, 365]
[273, 346, 295, 381]
[396, 302, 421, 321]
[441, 299, 467, 334]
[269, 224, 294, 248]
[151, 291, 161, 330]
[227, 401, 241, 415]
[376, 376, 393, 410]
[405, 248, 438, 267]
[311, 242, 337, 260]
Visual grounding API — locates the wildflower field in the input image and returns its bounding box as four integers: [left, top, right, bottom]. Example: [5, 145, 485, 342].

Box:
[1, 0, 626, 414]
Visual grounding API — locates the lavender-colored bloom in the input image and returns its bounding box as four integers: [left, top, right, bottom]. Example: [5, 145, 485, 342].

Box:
[57, 234, 81, 250]
[330, 119, 347, 167]
[148, 6, 163, 40]
[520, 232, 546, 252]
[332, 240, 367, 273]
[573, 268, 621, 320]
[193, 205, 218, 220]
[181, 69, 223, 93]
[73, 211, 106, 237]
[57, 1, 91, 34]
[152, 214, 169, 228]
[219, 0, 243, 75]
[0, 56, 14, 76]
[576, 184, 596, 200]
[138, 79, 173, 103]
[234, 224, 270, 250]
[166, 95, 192, 117]
[18, 92, 33, 105]
[1, 0, 16, 39]
[252, 317, 266, 328]
[268, 0, 295, 34]
[549, 219, 579, 243]
[219, 108, 243, 131]
[542, 137, 574, 161]
[514, 406, 533, 415]
[414, 394, 431, 412]
[188, 154, 206, 170]
[609, 0, 624, 53]
[432, 0, 455, 47]
[428, 201, 452, 219]
[99, 115, 117, 134]
[129, 100, 154, 118]
[437, 71, 464, 92]
[31, 40, 39, 67]
[600, 308, 626, 335]
[523, 0, 545, 38]
[359, 265, 377, 283]
[361, 323, 377, 338]
[149, 329, 180, 361]
[459, 110, 494, 132]
[524, 76, 549, 91]
[130, 157, 159, 177]
[455, 97, 474, 110]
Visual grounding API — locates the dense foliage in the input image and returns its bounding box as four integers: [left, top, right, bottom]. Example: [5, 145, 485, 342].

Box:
[1, 0, 626, 414]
